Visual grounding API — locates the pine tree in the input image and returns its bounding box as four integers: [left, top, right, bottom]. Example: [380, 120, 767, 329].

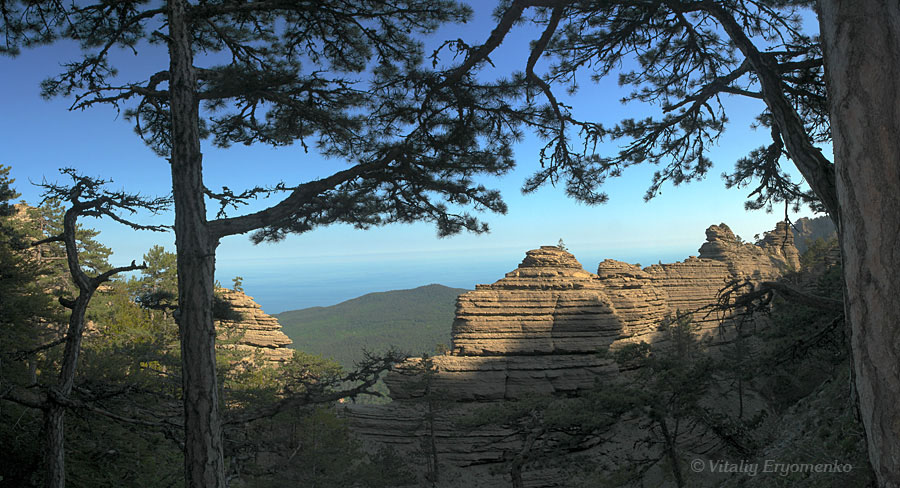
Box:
[0, 165, 57, 359]
[132, 245, 179, 313]
[16, 198, 114, 301]
[0, 169, 169, 488]
[1, 4, 530, 483]
[424, 3, 898, 483]
[0, 166, 58, 485]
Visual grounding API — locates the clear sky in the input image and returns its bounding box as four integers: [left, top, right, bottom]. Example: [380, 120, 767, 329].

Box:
[0, 2, 823, 313]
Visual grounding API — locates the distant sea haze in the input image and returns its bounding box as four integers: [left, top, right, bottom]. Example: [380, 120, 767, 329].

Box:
[217, 246, 694, 314]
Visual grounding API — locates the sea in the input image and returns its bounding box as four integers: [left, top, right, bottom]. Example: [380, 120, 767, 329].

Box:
[216, 246, 694, 315]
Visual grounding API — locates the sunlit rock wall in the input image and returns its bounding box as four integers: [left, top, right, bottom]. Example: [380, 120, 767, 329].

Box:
[350, 221, 800, 485]
[384, 222, 797, 402]
[215, 288, 294, 365]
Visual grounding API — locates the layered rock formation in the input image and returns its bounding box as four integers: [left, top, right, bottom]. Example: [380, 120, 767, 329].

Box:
[215, 288, 294, 365]
[383, 222, 797, 403]
[350, 222, 800, 486]
[385, 247, 628, 402]
[643, 221, 799, 332]
[696, 222, 800, 276]
[791, 215, 837, 253]
[455, 247, 627, 355]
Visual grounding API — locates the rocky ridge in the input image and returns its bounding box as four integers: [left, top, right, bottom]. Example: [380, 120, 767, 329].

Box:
[382, 222, 797, 402]
[349, 222, 801, 486]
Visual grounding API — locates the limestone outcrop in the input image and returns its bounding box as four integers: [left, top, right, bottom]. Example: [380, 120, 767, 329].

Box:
[791, 216, 837, 253]
[215, 288, 294, 365]
[452, 247, 635, 356]
[643, 221, 798, 332]
[383, 222, 797, 403]
[696, 222, 799, 276]
[349, 221, 801, 486]
[761, 221, 802, 269]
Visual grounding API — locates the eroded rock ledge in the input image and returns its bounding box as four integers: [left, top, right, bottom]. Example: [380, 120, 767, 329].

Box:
[349, 222, 800, 484]
[383, 222, 797, 402]
[215, 288, 294, 365]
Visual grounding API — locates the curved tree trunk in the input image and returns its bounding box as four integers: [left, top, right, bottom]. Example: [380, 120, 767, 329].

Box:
[167, 0, 226, 486]
[699, 2, 840, 223]
[818, 1, 900, 486]
[43, 220, 96, 488]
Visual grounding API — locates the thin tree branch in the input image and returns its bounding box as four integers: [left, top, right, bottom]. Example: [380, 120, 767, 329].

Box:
[760, 280, 843, 313]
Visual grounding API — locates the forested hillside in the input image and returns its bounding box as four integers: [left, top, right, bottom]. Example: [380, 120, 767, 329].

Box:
[276, 284, 466, 367]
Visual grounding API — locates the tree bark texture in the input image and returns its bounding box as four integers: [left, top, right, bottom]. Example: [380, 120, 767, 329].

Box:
[167, 0, 226, 486]
[43, 301, 90, 488]
[658, 420, 684, 488]
[818, 1, 900, 486]
[42, 404, 65, 488]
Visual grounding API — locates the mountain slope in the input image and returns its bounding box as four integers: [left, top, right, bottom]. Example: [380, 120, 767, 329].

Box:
[275, 284, 467, 367]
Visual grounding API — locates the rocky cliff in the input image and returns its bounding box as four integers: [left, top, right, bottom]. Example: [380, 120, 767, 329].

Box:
[791, 215, 837, 253]
[348, 222, 801, 486]
[215, 288, 294, 365]
[381, 222, 797, 402]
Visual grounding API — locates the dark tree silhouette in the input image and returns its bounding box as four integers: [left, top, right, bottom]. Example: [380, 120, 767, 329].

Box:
[1, 1, 533, 485]
[442, 1, 834, 218]
[450, 2, 897, 485]
[0, 169, 169, 488]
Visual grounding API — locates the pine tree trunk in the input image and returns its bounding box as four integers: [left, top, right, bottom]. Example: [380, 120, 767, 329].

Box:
[43, 287, 92, 488]
[658, 420, 684, 488]
[43, 404, 65, 488]
[818, 1, 900, 486]
[167, 0, 226, 486]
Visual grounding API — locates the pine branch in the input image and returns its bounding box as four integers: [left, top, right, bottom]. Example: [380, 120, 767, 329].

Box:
[224, 351, 403, 425]
[4, 336, 68, 361]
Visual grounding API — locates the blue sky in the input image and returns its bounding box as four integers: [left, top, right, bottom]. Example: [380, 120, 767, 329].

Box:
[0, 2, 823, 313]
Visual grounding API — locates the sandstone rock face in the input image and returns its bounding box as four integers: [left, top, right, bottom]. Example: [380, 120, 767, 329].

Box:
[452, 246, 623, 357]
[384, 353, 618, 402]
[791, 216, 837, 253]
[388, 224, 797, 402]
[644, 257, 731, 330]
[761, 221, 802, 270]
[594, 258, 669, 334]
[349, 401, 519, 469]
[697, 222, 799, 277]
[384, 246, 669, 402]
[453, 248, 669, 357]
[645, 222, 798, 333]
[349, 222, 800, 486]
[215, 288, 293, 365]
